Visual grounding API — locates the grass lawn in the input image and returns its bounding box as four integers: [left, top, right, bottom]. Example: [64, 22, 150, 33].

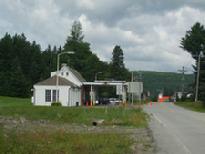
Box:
[0, 126, 132, 154]
[0, 96, 150, 154]
[175, 101, 205, 112]
[0, 96, 147, 127]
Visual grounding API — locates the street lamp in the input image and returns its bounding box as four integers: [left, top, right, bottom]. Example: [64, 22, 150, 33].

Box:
[56, 51, 74, 102]
[95, 72, 102, 81]
[195, 51, 204, 102]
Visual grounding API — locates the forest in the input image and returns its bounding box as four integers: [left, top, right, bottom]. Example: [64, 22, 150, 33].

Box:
[0, 21, 130, 97]
[138, 71, 194, 99]
[1, 21, 203, 101]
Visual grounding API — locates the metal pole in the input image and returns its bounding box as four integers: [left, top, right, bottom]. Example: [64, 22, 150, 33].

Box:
[182, 67, 185, 94]
[91, 85, 93, 106]
[95, 72, 102, 81]
[195, 54, 201, 102]
[56, 54, 60, 102]
[95, 74, 97, 81]
[132, 72, 134, 105]
[56, 51, 74, 102]
[178, 66, 187, 94]
[139, 72, 142, 104]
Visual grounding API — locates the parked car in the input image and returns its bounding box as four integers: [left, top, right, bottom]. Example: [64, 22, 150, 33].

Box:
[109, 98, 122, 105]
[99, 98, 110, 105]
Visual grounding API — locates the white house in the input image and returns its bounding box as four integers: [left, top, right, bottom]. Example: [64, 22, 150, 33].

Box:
[33, 64, 86, 106]
[33, 64, 143, 107]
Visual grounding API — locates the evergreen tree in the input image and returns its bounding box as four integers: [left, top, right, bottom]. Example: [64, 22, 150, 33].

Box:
[0, 33, 44, 97]
[63, 21, 109, 81]
[8, 58, 29, 97]
[199, 56, 205, 102]
[181, 22, 205, 59]
[70, 21, 84, 42]
[110, 45, 130, 81]
[181, 22, 205, 103]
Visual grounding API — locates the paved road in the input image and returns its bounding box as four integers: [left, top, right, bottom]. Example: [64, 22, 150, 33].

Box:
[144, 102, 205, 154]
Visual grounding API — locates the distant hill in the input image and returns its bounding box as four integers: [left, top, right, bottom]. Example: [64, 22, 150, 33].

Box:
[135, 71, 194, 98]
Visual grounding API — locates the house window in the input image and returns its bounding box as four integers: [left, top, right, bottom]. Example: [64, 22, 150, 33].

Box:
[61, 72, 64, 76]
[66, 72, 69, 76]
[52, 90, 57, 102]
[52, 90, 59, 102]
[45, 90, 51, 102]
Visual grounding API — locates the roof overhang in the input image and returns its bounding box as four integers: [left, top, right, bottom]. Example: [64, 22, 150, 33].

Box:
[82, 80, 126, 86]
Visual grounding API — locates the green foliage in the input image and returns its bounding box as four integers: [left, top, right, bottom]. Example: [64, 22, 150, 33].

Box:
[0, 96, 147, 127]
[41, 45, 58, 79]
[51, 102, 62, 107]
[0, 21, 131, 98]
[0, 130, 132, 154]
[0, 96, 148, 153]
[199, 57, 205, 102]
[112, 45, 125, 69]
[70, 20, 84, 42]
[110, 45, 130, 81]
[137, 71, 194, 99]
[175, 101, 205, 112]
[0, 33, 44, 97]
[181, 22, 205, 59]
[181, 22, 205, 103]
[63, 21, 130, 82]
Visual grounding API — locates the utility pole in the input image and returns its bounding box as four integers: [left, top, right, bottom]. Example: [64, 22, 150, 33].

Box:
[195, 51, 204, 102]
[195, 56, 201, 102]
[137, 72, 142, 102]
[178, 66, 188, 94]
[131, 71, 134, 105]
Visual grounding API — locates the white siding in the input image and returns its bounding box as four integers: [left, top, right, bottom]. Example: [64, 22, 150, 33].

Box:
[34, 65, 83, 107]
[51, 66, 82, 87]
[68, 88, 81, 106]
[33, 85, 80, 106]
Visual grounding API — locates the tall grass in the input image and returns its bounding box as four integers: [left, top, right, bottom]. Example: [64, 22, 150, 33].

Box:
[176, 101, 205, 112]
[0, 96, 147, 127]
[0, 129, 133, 154]
[0, 96, 148, 154]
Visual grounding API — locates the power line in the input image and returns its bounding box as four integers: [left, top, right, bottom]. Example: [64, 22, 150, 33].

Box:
[178, 66, 188, 93]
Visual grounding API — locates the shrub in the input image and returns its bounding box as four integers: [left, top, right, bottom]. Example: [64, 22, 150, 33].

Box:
[51, 102, 62, 107]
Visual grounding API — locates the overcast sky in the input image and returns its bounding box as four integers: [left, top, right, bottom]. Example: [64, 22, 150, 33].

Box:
[1, 0, 205, 72]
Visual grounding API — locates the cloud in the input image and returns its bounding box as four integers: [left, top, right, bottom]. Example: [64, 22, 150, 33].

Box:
[76, 0, 95, 10]
[0, 0, 204, 72]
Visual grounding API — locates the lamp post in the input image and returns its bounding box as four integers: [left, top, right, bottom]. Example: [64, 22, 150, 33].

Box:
[56, 51, 74, 102]
[95, 72, 102, 81]
[131, 71, 134, 105]
[195, 51, 204, 102]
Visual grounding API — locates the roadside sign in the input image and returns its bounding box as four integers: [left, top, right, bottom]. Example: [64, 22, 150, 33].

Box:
[116, 84, 123, 95]
[127, 82, 143, 94]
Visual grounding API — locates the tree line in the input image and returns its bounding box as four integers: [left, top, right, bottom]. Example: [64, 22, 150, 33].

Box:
[0, 21, 130, 97]
[181, 22, 205, 103]
[1, 20, 203, 101]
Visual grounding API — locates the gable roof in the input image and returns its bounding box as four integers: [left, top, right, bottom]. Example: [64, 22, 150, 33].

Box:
[69, 67, 86, 82]
[35, 75, 77, 87]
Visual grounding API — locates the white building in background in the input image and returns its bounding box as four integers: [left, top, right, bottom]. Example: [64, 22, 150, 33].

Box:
[32, 64, 144, 107]
[32, 64, 86, 106]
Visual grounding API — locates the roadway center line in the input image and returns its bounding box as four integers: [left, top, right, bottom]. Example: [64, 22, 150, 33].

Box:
[153, 113, 166, 127]
[152, 113, 192, 154]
